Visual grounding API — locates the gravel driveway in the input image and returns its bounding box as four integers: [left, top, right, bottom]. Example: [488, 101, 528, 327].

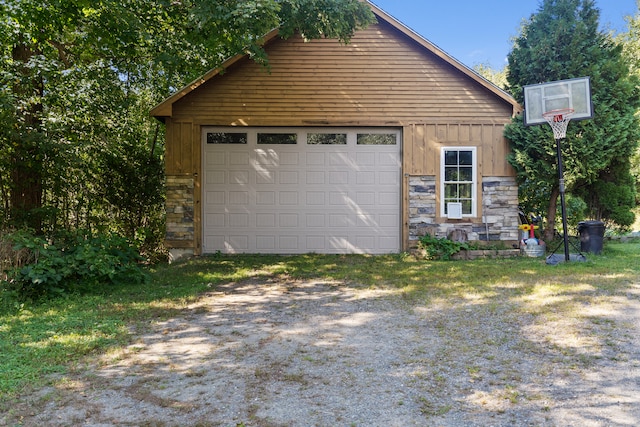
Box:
[5, 277, 640, 426]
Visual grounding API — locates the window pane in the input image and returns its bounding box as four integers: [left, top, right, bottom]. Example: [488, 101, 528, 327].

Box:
[307, 133, 347, 145]
[258, 133, 297, 144]
[459, 151, 473, 165]
[459, 184, 472, 199]
[357, 134, 396, 145]
[444, 150, 458, 165]
[207, 132, 247, 144]
[461, 200, 472, 215]
[445, 184, 458, 199]
[445, 167, 459, 181]
[459, 167, 473, 182]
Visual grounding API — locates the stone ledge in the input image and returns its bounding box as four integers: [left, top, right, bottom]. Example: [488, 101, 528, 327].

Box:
[452, 249, 521, 260]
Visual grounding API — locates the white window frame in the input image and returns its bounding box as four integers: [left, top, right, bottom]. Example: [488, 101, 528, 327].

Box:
[440, 147, 477, 218]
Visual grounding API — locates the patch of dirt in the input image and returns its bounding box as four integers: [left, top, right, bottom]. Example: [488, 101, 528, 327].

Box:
[3, 279, 640, 426]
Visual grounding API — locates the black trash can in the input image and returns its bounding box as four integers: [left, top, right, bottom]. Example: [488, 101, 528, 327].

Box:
[578, 220, 605, 254]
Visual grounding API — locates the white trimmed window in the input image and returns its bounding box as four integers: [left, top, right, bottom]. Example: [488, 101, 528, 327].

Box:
[441, 147, 477, 218]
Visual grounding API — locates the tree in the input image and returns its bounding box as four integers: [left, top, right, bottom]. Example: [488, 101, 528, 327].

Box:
[473, 62, 508, 90]
[617, 1, 640, 206]
[505, 0, 640, 240]
[0, 0, 375, 235]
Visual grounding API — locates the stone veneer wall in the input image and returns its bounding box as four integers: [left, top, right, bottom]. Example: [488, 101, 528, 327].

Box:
[409, 176, 519, 247]
[165, 176, 195, 244]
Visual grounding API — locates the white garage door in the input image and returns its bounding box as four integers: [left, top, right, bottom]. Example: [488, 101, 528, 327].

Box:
[202, 127, 401, 254]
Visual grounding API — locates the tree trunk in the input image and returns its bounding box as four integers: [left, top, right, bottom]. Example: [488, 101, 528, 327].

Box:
[544, 185, 560, 242]
[11, 41, 44, 231]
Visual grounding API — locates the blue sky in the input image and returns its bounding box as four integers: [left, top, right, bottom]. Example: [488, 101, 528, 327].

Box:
[370, 0, 638, 69]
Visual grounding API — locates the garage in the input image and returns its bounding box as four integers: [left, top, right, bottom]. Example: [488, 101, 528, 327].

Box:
[154, 1, 521, 259]
[202, 127, 401, 254]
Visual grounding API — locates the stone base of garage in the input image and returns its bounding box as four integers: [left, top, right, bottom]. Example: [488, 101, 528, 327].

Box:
[408, 175, 520, 248]
[451, 248, 521, 260]
[164, 173, 520, 257]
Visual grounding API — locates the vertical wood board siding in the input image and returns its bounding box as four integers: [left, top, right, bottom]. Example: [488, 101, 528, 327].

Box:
[165, 119, 196, 174]
[404, 123, 515, 177]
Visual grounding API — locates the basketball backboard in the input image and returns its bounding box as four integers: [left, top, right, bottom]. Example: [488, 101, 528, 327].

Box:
[523, 77, 593, 126]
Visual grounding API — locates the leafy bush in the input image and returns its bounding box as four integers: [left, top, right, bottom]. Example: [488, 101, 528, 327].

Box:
[1, 230, 147, 301]
[418, 234, 468, 260]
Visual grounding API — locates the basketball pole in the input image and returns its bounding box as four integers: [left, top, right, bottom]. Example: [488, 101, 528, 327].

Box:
[555, 136, 571, 262]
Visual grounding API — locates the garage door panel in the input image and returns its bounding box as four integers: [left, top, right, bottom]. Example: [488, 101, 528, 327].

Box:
[379, 192, 399, 205]
[205, 213, 225, 228]
[256, 172, 275, 184]
[205, 235, 227, 250]
[306, 214, 325, 228]
[230, 171, 249, 185]
[379, 214, 400, 228]
[228, 191, 249, 205]
[279, 192, 299, 205]
[379, 237, 399, 250]
[329, 171, 349, 184]
[279, 236, 299, 251]
[306, 192, 326, 205]
[256, 236, 276, 250]
[256, 192, 276, 205]
[356, 171, 376, 185]
[256, 213, 276, 227]
[206, 170, 226, 185]
[356, 152, 376, 165]
[329, 214, 353, 228]
[279, 171, 299, 184]
[279, 213, 299, 227]
[229, 152, 250, 166]
[229, 213, 249, 228]
[328, 153, 351, 167]
[205, 191, 225, 205]
[280, 152, 299, 165]
[379, 171, 399, 185]
[379, 152, 401, 166]
[228, 235, 250, 251]
[329, 192, 351, 205]
[306, 235, 325, 250]
[203, 127, 400, 254]
[306, 171, 325, 184]
[306, 153, 326, 166]
[205, 151, 225, 167]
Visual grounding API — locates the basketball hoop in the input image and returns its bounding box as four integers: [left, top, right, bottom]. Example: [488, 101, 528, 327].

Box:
[542, 108, 574, 140]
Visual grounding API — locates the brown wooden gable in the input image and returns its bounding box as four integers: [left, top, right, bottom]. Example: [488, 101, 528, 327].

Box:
[151, 3, 520, 123]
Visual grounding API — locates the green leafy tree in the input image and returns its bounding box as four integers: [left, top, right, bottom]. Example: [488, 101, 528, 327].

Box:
[617, 1, 640, 205]
[473, 62, 508, 90]
[578, 163, 636, 227]
[505, 0, 640, 239]
[0, 0, 374, 237]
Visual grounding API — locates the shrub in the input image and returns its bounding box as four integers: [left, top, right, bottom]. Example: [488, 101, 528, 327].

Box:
[418, 234, 468, 260]
[1, 230, 147, 301]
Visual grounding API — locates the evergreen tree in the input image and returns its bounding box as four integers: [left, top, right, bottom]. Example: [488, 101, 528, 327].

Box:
[617, 1, 640, 208]
[505, 0, 640, 238]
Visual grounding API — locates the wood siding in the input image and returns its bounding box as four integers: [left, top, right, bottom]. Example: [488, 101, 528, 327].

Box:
[404, 123, 515, 177]
[165, 120, 196, 175]
[169, 20, 514, 126]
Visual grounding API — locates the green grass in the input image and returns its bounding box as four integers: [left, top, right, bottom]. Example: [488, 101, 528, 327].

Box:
[1, 239, 639, 401]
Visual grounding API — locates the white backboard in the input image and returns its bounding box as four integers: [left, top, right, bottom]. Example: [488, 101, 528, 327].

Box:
[523, 77, 593, 126]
